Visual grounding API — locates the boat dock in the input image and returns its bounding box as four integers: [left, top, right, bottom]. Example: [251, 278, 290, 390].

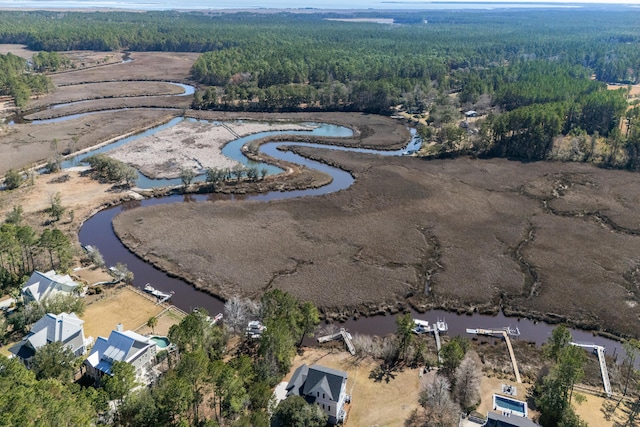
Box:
[466, 327, 522, 383]
[341, 329, 356, 355]
[143, 283, 174, 304]
[412, 319, 447, 364]
[317, 328, 356, 355]
[570, 342, 611, 397]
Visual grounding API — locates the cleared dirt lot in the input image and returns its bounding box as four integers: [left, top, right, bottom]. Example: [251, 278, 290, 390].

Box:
[114, 153, 640, 339]
[109, 121, 312, 179]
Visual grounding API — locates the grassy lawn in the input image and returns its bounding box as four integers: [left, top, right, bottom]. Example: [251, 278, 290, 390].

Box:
[81, 286, 165, 340]
[284, 347, 421, 426]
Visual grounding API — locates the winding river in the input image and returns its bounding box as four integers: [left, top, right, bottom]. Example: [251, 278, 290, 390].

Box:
[25, 80, 625, 360]
[72, 118, 623, 360]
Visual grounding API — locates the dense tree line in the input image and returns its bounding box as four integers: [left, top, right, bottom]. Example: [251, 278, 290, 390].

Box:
[0, 52, 51, 108]
[0, 9, 638, 113]
[31, 51, 70, 72]
[0, 222, 73, 294]
[0, 354, 105, 426]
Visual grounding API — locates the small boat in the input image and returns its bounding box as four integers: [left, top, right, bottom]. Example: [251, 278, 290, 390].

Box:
[436, 319, 448, 332]
[143, 283, 173, 300]
[246, 320, 266, 338]
[505, 326, 521, 337]
[412, 319, 431, 334]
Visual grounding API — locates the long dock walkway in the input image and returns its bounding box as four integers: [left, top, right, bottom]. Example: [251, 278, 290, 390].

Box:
[501, 330, 522, 383]
[433, 328, 443, 364]
[466, 328, 521, 383]
[571, 342, 612, 397]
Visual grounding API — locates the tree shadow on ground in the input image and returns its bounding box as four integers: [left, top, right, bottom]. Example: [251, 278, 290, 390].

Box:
[369, 362, 401, 383]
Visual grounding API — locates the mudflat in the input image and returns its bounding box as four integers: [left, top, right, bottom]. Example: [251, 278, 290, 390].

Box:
[108, 121, 314, 179]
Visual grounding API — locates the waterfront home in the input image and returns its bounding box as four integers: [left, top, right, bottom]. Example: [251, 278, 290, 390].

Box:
[286, 364, 350, 424]
[22, 270, 84, 304]
[9, 312, 92, 364]
[84, 325, 156, 384]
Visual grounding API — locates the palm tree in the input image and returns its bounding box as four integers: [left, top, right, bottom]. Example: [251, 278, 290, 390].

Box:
[147, 316, 158, 334]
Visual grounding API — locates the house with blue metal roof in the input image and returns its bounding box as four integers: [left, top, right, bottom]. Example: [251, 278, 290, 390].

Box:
[286, 364, 349, 424]
[84, 325, 156, 384]
[9, 312, 92, 364]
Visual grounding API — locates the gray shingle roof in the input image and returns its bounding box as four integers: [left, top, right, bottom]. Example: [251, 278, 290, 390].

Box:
[303, 364, 347, 402]
[485, 412, 540, 427]
[286, 364, 309, 396]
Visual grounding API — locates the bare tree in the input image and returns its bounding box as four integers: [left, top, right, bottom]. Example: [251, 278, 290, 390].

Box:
[352, 333, 376, 358]
[224, 295, 259, 334]
[454, 350, 482, 410]
[413, 376, 460, 427]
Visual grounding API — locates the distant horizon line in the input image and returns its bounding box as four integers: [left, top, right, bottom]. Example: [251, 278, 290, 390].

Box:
[0, 0, 638, 12]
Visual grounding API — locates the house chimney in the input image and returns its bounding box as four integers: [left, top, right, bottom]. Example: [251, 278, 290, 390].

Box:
[116, 323, 123, 332]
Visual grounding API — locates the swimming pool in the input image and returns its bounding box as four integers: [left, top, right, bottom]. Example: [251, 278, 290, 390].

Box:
[493, 394, 527, 417]
[150, 336, 170, 349]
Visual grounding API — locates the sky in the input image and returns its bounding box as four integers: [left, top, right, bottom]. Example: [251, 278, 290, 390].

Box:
[0, 0, 638, 10]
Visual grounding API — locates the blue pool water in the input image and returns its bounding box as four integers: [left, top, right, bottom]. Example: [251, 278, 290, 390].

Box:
[150, 336, 170, 349]
[494, 395, 527, 416]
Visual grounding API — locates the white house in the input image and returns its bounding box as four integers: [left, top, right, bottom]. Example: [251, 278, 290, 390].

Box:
[22, 270, 84, 304]
[9, 312, 92, 363]
[84, 326, 156, 384]
[286, 364, 349, 424]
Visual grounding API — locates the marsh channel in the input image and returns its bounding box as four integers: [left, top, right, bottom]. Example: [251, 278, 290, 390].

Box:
[46, 98, 626, 359]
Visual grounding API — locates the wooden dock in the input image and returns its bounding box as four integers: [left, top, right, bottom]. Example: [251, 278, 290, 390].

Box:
[341, 328, 356, 355]
[412, 319, 447, 364]
[466, 327, 522, 383]
[433, 328, 443, 364]
[317, 331, 342, 343]
[317, 328, 356, 355]
[571, 342, 612, 397]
